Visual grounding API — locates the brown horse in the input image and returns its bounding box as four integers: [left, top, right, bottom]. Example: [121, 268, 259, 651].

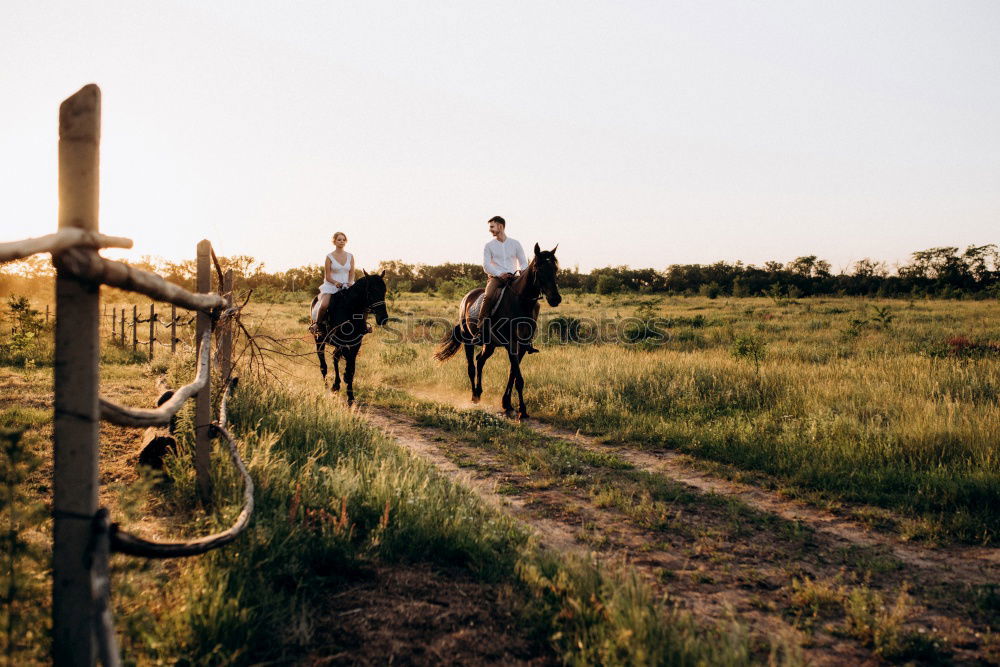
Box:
[435, 244, 561, 419]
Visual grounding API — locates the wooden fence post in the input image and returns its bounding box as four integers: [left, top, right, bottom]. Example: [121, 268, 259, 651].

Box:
[46, 303, 50, 324]
[131, 305, 137, 353]
[194, 239, 213, 503]
[52, 83, 101, 666]
[148, 303, 155, 361]
[170, 304, 177, 354]
[221, 269, 233, 381]
[119, 307, 124, 346]
[111, 307, 116, 344]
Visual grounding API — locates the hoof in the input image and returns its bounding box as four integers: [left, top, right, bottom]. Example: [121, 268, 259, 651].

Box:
[331, 384, 340, 393]
[503, 409, 517, 420]
[518, 413, 529, 421]
[471, 394, 481, 404]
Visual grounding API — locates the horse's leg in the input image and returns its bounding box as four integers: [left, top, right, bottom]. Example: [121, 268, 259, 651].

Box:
[331, 347, 342, 392]
[345, 347, 358, 406]
[513, 348, 528, 420]
[474, 344, 496, 401]
[501, 349, 518, 418]
[464, 343, 477, 401]
[316, 339, 328, 388]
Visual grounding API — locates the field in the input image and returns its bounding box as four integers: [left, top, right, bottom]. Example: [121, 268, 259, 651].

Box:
[2, 289, 999, 664]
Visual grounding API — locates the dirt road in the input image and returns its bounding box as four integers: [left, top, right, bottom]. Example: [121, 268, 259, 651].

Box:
[362, 400, 999, 665]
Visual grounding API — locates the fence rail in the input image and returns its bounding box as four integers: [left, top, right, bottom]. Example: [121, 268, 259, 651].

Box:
[0, 83, 254, 667]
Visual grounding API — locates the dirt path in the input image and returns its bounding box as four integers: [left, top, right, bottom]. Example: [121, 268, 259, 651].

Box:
[362, 400, 999, 665]
[525, 420, 1000, 581]
[408, 387, 999, 581]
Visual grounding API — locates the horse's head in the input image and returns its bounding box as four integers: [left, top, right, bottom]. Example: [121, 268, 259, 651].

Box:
[360, 270, 390, 326]
[532, 243, 562, 308]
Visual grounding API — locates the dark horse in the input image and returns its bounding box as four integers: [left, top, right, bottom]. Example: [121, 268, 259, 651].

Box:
[435, 244, 561, 419]
[312, 271, 390, 405]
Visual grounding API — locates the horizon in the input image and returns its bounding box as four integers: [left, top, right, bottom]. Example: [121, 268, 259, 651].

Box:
[9, 239, 987, 279]
[3, 2, 999, 275]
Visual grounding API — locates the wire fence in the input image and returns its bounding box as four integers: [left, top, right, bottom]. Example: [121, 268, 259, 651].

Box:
[0, 84, 253, 666]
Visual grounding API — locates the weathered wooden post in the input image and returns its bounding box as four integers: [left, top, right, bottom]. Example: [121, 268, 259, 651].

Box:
[148, 303, 155, 361]
[170, 304, 177, 353]
[221, 269, 233, 381]
[119, 306, 125, 345]
[46, 303, 50, 323]
[130, 305, 137, 353]
[111, 307, 116, 343]
[194, 240, 213, 503]
[52, 83, 101, 666]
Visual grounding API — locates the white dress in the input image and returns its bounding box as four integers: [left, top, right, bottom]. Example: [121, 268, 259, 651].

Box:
[319, 252, 352, 295]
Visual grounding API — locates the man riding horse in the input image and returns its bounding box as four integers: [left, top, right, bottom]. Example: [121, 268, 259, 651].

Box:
[477, 216, 538, 354]
[436, 215, 561, 419]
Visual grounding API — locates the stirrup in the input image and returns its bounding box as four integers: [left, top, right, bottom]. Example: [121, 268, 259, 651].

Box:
[474, 320, 488, 345]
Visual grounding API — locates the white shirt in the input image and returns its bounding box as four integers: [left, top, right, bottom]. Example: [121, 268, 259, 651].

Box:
[483, 237, 528, 277]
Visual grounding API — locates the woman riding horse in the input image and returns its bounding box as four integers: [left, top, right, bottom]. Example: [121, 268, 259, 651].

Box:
[435, 243, 561, 419]
[312, 270, 389, 405]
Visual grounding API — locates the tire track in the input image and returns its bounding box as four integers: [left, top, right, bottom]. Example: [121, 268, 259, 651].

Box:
[364, 393, 999, 664]
[525, 420, 1000, 587]
[361, 405, 881, 665]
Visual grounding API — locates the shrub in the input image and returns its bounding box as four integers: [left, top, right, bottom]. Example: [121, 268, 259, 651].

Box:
[730, 335, 767, 373]
[547, 316, 582, 343]
[438, 277, 480, 300]
[595, 274, 623, 295]
[698, 282, 721, 299]
[0, 296, 49, 367]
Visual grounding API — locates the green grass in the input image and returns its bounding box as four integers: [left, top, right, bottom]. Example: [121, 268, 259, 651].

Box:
[116, 379, 757, 664]
[323, 293, 1000, 544]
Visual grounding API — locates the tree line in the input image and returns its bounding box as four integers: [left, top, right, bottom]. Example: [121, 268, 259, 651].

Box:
[2, 244, 997, 300]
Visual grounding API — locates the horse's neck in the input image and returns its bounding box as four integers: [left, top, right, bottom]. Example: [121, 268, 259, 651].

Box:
[330, 283, 365, 321]
[511, 265, 539, 304]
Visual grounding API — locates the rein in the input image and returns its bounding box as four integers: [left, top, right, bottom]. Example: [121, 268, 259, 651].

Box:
[514, 262, 545, 303]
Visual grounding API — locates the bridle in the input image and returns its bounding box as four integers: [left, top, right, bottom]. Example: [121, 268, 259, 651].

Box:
[528, 257, 558, 302]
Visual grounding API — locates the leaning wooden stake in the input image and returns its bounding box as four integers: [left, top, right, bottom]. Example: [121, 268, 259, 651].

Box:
[148, 303, 155, 360]
[52, 83, 101, 666]
[194, 240, 213, 503]
[170, 304, 177, 353]
[220, 269, 233, 381]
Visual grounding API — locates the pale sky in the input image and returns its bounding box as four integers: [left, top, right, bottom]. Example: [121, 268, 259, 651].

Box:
[2, 1, 998, 273]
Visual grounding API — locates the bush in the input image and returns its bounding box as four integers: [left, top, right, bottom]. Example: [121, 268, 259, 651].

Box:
[730, 334, 767, 373]
[698, 282, 721, 299]
[595, 274, 623, 295]
[0, 296, 49, 367]
[438, 277, 480, 300]
[546, 316, 582, 343]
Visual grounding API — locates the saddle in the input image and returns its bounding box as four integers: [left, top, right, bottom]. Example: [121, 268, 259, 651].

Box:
[467, 287, 506, 323]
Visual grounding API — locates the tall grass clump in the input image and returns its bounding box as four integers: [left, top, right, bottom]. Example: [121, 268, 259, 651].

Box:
[519, 552, 761, 666]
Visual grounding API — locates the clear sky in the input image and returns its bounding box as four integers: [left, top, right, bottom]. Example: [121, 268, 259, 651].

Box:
[2, 1, 998, 273]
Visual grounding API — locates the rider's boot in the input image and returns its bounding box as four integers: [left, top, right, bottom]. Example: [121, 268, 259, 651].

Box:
[474, 317, 488, 345]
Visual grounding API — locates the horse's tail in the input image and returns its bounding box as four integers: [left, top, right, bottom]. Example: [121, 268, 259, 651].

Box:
[435, 324, 464, 362]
